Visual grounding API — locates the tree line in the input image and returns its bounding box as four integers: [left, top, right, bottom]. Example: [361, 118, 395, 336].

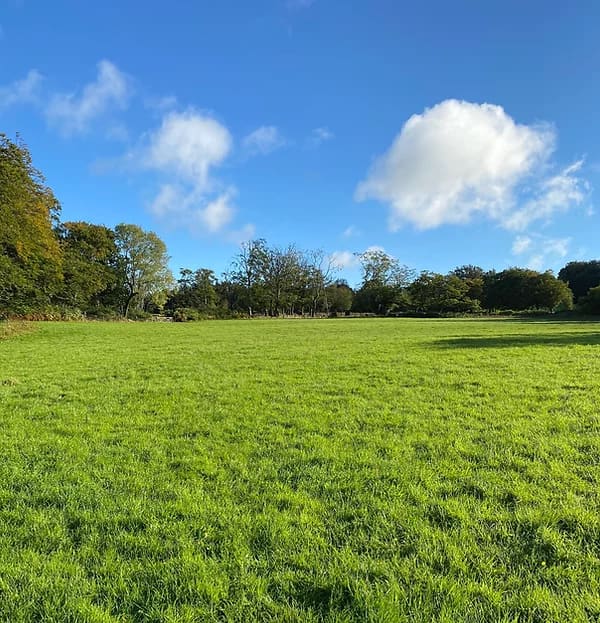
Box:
[2, 133, 600, 319]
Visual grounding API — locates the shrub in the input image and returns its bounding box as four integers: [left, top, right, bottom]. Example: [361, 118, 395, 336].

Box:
[127, 309, 152, 321]
[172, 307, 202, 322]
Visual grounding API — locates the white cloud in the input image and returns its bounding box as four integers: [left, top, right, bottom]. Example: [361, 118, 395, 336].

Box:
[330, 250, 358, 270]
[150, 184, 235, 234]
[200, 192, 235, 232]
[512, 235, 532, 255]
[46, 60, 131, 134]
[243, 125, 286, 156]
[511, 233, 571, 271]
[227, 223, 257, 245]
[503, 160, 588, 230]
[145, 110, 232, 188]
[308, 126, 334, 147]
[356, 99, 588, 232]
[0, 69, 43, 110]
[142, 110, 243, 236]
[342, 225, 359, 238]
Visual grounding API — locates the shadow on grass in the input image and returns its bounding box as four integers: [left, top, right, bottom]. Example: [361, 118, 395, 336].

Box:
[434, 332, 600, 349]
[494, 316, 600, 324]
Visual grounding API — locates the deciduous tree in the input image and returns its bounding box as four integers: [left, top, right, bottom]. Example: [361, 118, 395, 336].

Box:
[113, 224, 173, 317]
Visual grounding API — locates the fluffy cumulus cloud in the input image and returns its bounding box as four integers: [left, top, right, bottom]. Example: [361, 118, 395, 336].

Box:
[243, 125, 286, 156]
[145, 110, 232, 188]
[144, 110, 252, 236]
[46, 60, 131, 134]
[0, 69, 43, 110]
[356, 99, 589, 232]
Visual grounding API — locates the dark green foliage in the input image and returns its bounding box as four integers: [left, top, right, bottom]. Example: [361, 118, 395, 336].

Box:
[484, 268, 573, 311]
[558, 260, 600, 302]
[326, 280, 354, 313]
[579, 285, 600, 314]
[55, 221, 119, 310]
[450, 265, 485, 305]
[167, 268, 219, 314]
[409, 272, 480, 313]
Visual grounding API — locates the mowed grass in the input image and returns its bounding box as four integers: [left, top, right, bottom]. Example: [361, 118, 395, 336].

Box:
[0, 319, 599, 623]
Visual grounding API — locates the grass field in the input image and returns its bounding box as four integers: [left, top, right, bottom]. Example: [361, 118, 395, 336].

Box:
[0, 318, 599, 622]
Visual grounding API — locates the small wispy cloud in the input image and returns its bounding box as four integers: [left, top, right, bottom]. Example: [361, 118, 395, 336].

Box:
[342, 225, 359, 238]
[503, 160, 589, 231]
[330, 250, 358, 270]
[144, 94, 178, 112]
[227, 223, 257, 245]
[0, 69, 43, 110]
[307, 126, 334, 148]
[511, 233, 571, 271]
[512, 235, 532, 255]
[46, 60, 132, 135]
[150, 184, 236, 234]
[243, 125, 286, 156]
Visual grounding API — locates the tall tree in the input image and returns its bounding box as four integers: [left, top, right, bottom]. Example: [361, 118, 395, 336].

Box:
[558, 261, 600, 303]
[113, 224, 173, 317]
[231, 239, 269, 316]
[55, 221, 118, 310]
[168, 268, 218, 313]
[263, 245, 303, 316]
[0, 134, 62, 313]
[353, 249, 414, 314]
[302, 249, 337, 316]
[450, 265, 485, 305]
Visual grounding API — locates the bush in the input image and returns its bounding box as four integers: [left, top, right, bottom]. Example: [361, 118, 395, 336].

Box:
[85, 306, 123, 321]
[127, 309, 152, 321]
[6, 306, 86, 321]
[172, 307, 202, 322]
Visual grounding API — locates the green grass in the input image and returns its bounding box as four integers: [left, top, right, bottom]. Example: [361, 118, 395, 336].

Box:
[0, 318, 599, 622]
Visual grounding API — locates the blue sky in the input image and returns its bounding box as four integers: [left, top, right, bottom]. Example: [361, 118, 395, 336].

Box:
[1, 0, 598, 285]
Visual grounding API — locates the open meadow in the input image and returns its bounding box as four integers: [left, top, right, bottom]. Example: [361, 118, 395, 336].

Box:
[0, 318, 599, 622]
